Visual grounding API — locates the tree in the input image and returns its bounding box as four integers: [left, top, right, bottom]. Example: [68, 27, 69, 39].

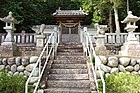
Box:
[109, 0, 125, 33]
[0, 0, 81, 32]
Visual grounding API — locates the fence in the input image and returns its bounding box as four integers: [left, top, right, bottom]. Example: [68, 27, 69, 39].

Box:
[0, 31, 52, 46]
[87, 32, 140, 46]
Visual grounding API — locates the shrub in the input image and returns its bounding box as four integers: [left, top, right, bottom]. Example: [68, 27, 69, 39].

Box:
[0, 70, 27, 93]
[99, 72, 140, 93]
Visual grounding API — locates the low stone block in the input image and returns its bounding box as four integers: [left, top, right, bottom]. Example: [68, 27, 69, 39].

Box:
[134, 64, 140, 71]
[19, 72, 24, 76]
[17, 65, 25, 72]
[131, 71, 139, 75]
[29, 77, 39, 84]
[11, 64, 17, 73]
[118, 65, 125, 72]
[24, 70, 31, 76]
[119, 57, 130, 66]
[0, 65, 5, 71]
[5, 65, 10, 71]
[25, 63, 36, 72]
[137, 59, 140, 65]
[110, 68, 119, 74]
[100, 64, 111, 73]
[22, 57, 29, 66]
[30, 56, 38, 63]
[0, 59, 2, 65]
[126, 66, 134, 72]
[99, 56, 107, 64]
[130, 59, 137, 66]
[8, 71, 13, 75]
[14, 72, 19, 75]
[15, 57, 21, 66]
[7, 57, 15, 65]
[2, 58, 7, 65]
[108, 56, 118, 67]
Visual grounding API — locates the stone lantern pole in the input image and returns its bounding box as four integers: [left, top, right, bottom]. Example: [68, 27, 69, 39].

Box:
[0, 12, 19, 57]
[120, 11, 140, 57]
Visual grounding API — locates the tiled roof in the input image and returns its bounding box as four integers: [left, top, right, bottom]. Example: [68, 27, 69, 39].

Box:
[53, 8, 88, 16]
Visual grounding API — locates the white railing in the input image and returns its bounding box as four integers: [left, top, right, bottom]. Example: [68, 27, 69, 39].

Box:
[105, 33, 140, 45]
[85, 32, 140, 46]
[0, 31, 51, 46]
[82, 27, 105, 93]
[25, 27, 59, 93]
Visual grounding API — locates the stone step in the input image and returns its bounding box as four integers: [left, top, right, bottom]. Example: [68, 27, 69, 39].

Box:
[57, 52, 83, 56]
[46, 80, 90, 88]
[53, 60, 87, 64]
[50, 69, 88, 74]
[51, 64, 87, 69]
[56, 56, 85, 60]
[59, 42, 82, 45]
[58, 44, 83, 49]
[57, 49, 83, 52]
[49, 74, 89, 80]
[44, 88, 91, 93]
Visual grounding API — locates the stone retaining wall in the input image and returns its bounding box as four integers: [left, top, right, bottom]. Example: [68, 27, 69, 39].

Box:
[96, 56, 140, 78]
[0, 56, 44, 77]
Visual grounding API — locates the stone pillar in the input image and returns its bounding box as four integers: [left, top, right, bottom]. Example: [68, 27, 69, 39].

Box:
[36, 34, 45, 50]
[0, 12, 19, 57]
[95, 35, 106, 50]
[120, 11, 140, 57]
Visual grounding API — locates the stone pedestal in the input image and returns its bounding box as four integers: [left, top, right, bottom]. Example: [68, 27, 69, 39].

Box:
[0, 11, 19, 57]
[120, 44, 140, 57]
[1, 27, 17, 57]
[36, 34, 45, 50]
[95, 35, 110, 55]
[119, 11, 140, 57]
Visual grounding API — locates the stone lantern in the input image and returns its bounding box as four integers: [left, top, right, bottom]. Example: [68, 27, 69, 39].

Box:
[0, 11, 19, 57]
[120, 11, 140, 57]
[121, 11, 140, 44]
[0, 11, 19, 45]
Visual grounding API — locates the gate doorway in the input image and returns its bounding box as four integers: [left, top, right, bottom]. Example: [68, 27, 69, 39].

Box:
[61, 23, 80, 42]
[53, 7, 87, 43]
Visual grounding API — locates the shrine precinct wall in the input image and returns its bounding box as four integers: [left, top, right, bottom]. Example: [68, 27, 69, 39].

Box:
[0, 56, 140, 79]
[0, 56, 46, 84]
[95, 56, 140, 79]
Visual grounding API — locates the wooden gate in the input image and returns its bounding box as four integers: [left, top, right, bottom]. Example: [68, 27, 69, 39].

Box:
[61, 26, 80, 42]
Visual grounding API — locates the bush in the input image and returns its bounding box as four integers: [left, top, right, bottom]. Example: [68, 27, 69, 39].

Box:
[99, 72, 140, 93]
[0, 70, 27, 93]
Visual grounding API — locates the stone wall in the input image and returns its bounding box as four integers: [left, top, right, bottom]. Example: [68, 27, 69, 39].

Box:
[0, 56, 44, 77]
[96, 56, 140, 78]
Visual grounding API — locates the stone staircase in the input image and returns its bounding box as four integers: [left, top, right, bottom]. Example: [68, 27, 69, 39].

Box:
[44, 42, 97, 93]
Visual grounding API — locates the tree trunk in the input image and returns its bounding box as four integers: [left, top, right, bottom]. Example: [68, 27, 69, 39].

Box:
[114, 8, 120, 33]
[109, 10, 113, 33]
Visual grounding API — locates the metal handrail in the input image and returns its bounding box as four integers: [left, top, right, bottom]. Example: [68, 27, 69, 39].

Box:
[82, 27, 105, 93]
[25, 27, 59, 93]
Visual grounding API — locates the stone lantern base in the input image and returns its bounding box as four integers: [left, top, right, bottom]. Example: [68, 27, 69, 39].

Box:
[36, 34, 46, 50]
[95, 35, 110, 55]
[0, 42, 17, 57]
[95, 46, 110, 56]
[119, 41, 140, 57]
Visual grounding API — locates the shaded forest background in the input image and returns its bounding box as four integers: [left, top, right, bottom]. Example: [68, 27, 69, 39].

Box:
[0, 0, 140, 33]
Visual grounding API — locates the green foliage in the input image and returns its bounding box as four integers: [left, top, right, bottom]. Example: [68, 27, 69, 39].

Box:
[92, 56, 95, 65]
[99, 73, 140, 93]
[0, 0, 81, 32]
[0, 70, 27, 93]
